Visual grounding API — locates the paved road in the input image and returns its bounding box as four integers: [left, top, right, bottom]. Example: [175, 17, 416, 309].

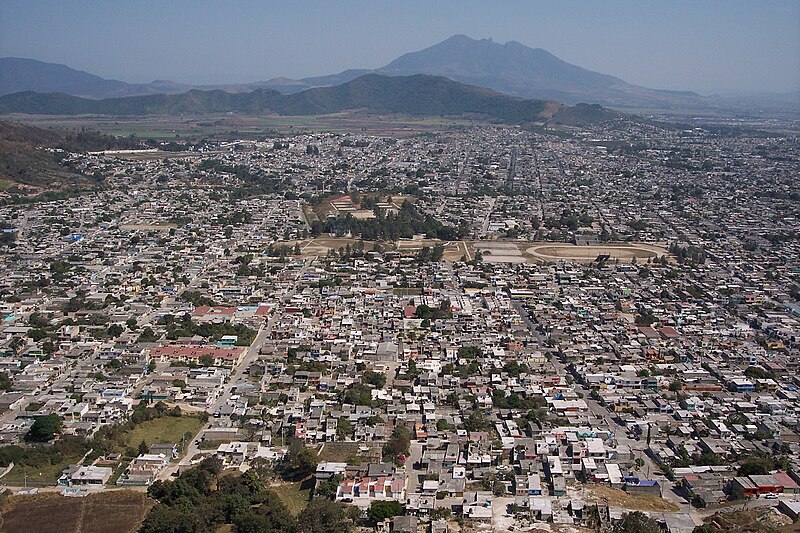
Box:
[405, 440, 424, 495]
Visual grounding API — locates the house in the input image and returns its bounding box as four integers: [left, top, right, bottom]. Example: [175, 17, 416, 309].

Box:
[61, 465, 113, 486]
[462, 491, 493, 521]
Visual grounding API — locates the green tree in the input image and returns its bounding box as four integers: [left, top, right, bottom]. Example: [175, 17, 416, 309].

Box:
[367, 500, 403, 524]
[138, 439, 149, 455]
[199, 353, 214, 367]
[738, 457, 773, 476]
[25, 413, 63, 442]
[315, 474, 343, 500]
[107, 323, 124, 337]
[613, 511, 659, 533]
[430, 507, 452, 520]
[0, 372, 11, 391]
[298, 498, 353, 532]
[362, 370, 386, 388]
[336, 417, 352, 440]
[382, 426, 412, 463]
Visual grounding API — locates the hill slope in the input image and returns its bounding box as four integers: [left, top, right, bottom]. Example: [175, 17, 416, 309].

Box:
[0, 74, 622, 124]
[0, 120, 81, 192]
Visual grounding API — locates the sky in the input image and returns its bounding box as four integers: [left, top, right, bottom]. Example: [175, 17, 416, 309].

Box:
[1, 0, 798, 95]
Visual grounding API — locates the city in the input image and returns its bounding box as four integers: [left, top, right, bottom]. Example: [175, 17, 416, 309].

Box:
[0, 119, 798, 532]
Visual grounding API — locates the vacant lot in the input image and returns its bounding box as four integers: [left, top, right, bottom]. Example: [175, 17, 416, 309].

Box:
[0, 490, 153, 533]
[586, 485, 680, 513]
[124, 416, 204, 450]
[701, 507, 796, 532]
[318, 442, 381, 464]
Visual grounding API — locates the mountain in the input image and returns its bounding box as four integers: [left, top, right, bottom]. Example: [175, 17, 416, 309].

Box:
[0, 74, 622, 125]
[0, 58, 196, 99]
[367, 35, 712, 111]
[294, 36, 795, 115]
[4, 40, 795, 117]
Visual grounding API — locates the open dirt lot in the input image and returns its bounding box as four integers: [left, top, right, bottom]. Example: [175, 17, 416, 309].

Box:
[288, 237, 668, 265]
[586, 485, 680, 513]
[526, 243, 667, 263]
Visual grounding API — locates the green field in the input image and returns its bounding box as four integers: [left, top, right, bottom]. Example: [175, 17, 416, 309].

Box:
[123, 416, 204, 449]
[2, 455, 83, 485]
[270, 479, 313, 516]
[1, 110, 477, 140]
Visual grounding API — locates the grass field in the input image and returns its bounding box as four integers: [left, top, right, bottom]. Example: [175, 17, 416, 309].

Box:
[2, 455, 83, 485]
[123, 416, 204, 449]
[270, 478, 313, 516]
[0, 490, 153, 533]
[1, 111, 477, 140]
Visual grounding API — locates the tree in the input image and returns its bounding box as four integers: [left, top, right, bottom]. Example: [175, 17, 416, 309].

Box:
[138, 327, 159, 343]
[738, 457, 773, 476]
[430, 507, 452, 520]
[492, 480, 507, 496]
[382, 426, 411, 462]
[336, 417, 352, 440]
[199, 354, 214, 367]
[315, 474, 343, 500]
[613, 511, 659, 533]
[107, 324, 124, 338]
[284, 440, 318, 479]
[367, 500, 403, 524]
[297, 498, 352, 532]
[25, 413, 63, 442]
[0, 372, 11, 392]
[138, 439, 149, 456]
[362, 370, 386, 388]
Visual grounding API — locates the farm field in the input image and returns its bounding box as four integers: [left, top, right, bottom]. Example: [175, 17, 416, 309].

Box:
[0, 490, 153, 533]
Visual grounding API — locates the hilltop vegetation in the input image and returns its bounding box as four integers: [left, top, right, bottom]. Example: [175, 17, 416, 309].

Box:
[0, 121, 153, 196]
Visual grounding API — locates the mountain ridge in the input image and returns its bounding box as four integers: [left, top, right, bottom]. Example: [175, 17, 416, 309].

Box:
[0, 73, 623, 125]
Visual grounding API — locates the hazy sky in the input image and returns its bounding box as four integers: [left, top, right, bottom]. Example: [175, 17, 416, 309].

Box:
[1, 0, 798, 95]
